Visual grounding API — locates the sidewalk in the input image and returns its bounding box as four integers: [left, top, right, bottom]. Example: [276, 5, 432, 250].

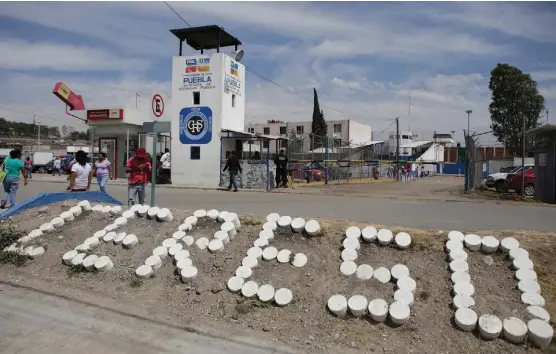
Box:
[27, 174, 271, 193]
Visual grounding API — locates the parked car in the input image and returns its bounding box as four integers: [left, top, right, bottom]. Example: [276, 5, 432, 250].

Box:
[506, 168, 535, 197]
[290, 163, 326, 182]
[485, 164, 534, 192]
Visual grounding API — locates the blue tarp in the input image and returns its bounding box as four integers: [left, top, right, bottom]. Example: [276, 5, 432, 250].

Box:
[0, 191, 123, 219]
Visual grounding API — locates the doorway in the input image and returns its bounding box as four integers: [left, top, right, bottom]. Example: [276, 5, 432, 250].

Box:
[99, 138, 118, 177]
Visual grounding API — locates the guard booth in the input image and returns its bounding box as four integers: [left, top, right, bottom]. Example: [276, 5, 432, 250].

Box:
[525, 124, 556, 204]
[169, 25, 248, 188]
[87, 108, 145, 179]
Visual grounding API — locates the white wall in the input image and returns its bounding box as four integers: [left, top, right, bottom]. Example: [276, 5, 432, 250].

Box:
[171, 53, 246, 187]
[222, 55, 246, 131]
[348, 120, 372, 146]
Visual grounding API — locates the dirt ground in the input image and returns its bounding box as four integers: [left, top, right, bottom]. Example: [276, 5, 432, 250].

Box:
[1, 202, 555, 354]
[289, 176, 467, 201]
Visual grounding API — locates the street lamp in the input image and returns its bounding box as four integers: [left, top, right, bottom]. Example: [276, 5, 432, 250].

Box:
[465, 110, 472, 136]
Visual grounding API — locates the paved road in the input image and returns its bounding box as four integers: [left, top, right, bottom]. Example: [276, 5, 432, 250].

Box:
[9, 180, 556, 231]
[0, 284, 295, 354]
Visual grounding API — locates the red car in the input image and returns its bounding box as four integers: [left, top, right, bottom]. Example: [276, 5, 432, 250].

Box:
[506, 168, 535, 197]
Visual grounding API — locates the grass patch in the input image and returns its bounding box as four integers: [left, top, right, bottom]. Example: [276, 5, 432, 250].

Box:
[235, 299, 272, 315]
[129, 279, 143, 288]
[239, 215, 263, 226]
[0, 224, 27, 266]
[0, 251, 28, 266]
[411, 237, 435, 252]
[67, 264, 87, 277]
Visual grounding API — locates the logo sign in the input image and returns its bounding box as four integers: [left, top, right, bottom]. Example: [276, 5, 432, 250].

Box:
[224, 59, 242, 96]
[230, 61, 239, 77]
[151, 94, 164, 119]
[184, 57, 211, 75]
[179, 106, 213, 145]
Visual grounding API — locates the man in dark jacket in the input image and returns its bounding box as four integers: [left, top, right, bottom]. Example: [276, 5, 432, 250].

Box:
[274, 149, 288, 188]
[223, 151, 242, 192]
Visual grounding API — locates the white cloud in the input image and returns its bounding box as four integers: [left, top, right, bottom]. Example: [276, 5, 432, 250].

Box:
[532, 70, 556, 82]
[418, 3, 556, 43]
[331, 77, 361, 90]
[0, 39, 150, 72]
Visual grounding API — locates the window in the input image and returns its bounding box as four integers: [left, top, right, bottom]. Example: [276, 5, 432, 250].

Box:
[279, 126, 287, 135]
[280, 140, 288, 148]
[402, 135, 410, 140]
[263, 140, 269, 149]
[333, 124, 342, 134]
[248, 127, 255, 134]
[190, 146, 200, 160]
[193, 92, 200, 105]
[232, 94, 236, 108]
[263, 127, 270, 135]
[296, 125, 304, 134]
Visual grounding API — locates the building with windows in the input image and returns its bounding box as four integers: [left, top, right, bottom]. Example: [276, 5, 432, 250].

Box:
[245, 119, 373, 153]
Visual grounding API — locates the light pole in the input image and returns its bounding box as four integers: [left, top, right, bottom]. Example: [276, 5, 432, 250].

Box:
[465, 110, 472, 135]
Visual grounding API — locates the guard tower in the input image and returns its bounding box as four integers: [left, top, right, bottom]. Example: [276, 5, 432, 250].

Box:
[169, 25, 246, 187]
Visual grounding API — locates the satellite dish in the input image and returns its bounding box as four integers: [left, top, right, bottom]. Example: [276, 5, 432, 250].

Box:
[234, 49, 244, 62]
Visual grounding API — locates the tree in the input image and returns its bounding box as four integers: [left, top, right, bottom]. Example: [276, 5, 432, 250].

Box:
[49, 126, 60, 138]
[488, 63, 545, 153]
[310, 88, 327, 150]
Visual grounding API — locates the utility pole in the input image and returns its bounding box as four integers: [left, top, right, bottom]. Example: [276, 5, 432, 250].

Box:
[34, 114, 42, 152]
[395, 117, 400, 181]
[520, 104, 526, 198]
[136, 93, 140, 108]
[547, 108, 549, 124]
[408, 89, 412, 131]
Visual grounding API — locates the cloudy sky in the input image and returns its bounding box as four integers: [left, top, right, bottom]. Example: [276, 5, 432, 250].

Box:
[0, 1, 555, 144]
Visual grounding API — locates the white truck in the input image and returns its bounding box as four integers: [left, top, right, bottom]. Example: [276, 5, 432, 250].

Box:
[32, 151, 54, 173]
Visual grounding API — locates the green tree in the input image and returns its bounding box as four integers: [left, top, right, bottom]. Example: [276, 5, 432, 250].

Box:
[488, 63, 545, 153]
[310, 88, 327, 150]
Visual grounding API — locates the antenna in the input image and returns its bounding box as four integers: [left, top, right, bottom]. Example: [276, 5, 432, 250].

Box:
[408, 88, 412, 131]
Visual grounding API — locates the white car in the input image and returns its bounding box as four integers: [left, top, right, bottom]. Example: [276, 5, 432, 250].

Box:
[485, 165, 534, 192]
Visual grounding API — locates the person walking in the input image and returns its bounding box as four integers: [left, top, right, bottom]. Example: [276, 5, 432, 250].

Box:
[274, 150, 288, 188]
[24, 157, 33, 180]
[67, 150, 92, 192]
[53, 158, 61, 176]
[1, 149, 28, 209]
[159, 148, 171, 184]
[93, 152, 113, 193]
[126, 148, 151, 205]
[223, 151, 242, 192]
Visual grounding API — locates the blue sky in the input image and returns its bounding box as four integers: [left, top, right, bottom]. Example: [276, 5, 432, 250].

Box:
[0, 1, 555, 144]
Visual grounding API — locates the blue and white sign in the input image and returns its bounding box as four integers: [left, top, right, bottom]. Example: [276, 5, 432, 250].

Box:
[179, 106, 213, 145]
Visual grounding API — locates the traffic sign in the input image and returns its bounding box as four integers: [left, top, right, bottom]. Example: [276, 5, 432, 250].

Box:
[151, 94, 164, 119]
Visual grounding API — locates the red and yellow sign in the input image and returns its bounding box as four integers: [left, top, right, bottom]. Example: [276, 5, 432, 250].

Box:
[52, 82, 85, 111]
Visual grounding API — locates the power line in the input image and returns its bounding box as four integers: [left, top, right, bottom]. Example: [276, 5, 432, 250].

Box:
[0, 104, 85, 126]
[0, 68, 157, 97]
[162, 2, 393, 123]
